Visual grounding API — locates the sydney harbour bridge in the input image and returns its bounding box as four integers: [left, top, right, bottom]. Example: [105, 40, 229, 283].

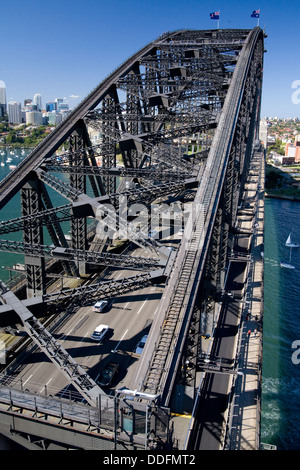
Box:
[0, 27, 265, 450]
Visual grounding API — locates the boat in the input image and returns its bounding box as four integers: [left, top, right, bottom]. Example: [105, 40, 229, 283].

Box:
[280, 260, 295, 269]
[281, 245, 295, 270]
[285, 232, 300, 248]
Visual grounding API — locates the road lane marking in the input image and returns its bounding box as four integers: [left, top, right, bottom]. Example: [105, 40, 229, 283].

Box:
[80, 332, 89, 343]
[115, 271, 124, 280]
[23, 374, 33, 387]
[111, 329, 128, 353]
[137, 298, 148, 315]
[40, 377, 52, 393]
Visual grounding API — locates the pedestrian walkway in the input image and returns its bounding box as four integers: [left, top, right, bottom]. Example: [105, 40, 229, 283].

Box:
[225, 150, 265, 450]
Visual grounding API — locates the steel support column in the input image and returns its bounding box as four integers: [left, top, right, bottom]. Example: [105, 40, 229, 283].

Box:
[21, 178, 46, 297]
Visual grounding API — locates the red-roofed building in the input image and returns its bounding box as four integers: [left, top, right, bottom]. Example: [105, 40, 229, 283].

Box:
[285, 135, 300, 162]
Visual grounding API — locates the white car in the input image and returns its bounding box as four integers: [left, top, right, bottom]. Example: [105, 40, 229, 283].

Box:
[92, 300, 110, 313]
[91, 324, 109, 342]
[134, 334, 148, 354]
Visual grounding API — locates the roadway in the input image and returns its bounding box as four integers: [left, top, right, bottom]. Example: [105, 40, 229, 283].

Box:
[187, 260, 247, 450]
[186, 150, 263, 450]
[8, 245, 169, 400]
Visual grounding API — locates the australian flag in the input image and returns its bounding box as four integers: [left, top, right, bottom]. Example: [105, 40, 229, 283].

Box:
[251, 9, 260, 18]
[210, 11, 220, 20]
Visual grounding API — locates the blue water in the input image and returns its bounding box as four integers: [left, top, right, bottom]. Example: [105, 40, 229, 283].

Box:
[261, 197, 300, 450]
[0, 148, 70, 283]
[0, 149, 299, 449]
[0, 148, 26, 282]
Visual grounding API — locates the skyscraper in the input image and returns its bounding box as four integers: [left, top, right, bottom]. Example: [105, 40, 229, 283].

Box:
[46, 102, 56, 112]
[0, 80, 7, 117]
[33, 93, 42, 111]
[8, 102, 22, 124]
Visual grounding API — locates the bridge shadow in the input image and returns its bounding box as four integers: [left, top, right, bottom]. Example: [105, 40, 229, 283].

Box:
[107, 291, 162, 306]
[18, 322, 152, 380]
[190, 373, 230, 449]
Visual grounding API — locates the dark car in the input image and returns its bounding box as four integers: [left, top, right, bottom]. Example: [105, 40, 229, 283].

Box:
[134, 334, 148, 354]
[97, 362, 119, 387]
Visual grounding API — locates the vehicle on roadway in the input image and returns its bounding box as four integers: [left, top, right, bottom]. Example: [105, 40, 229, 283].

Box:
[96, 362, 119, 387]
[92, 300, 111, 313]
[134, 334, 148, 354]
[90, 324, 109, 342]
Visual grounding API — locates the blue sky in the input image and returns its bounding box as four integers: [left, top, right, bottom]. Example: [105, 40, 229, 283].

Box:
[1, 0, 300, 118]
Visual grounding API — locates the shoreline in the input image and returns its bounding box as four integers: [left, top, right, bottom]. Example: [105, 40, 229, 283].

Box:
[265, 192, 300, 202]
[0, 145, 34, 150]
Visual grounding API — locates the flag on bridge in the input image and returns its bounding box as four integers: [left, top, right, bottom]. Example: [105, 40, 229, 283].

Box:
[210, 11, 220, 20]
[251, 9, 260, 18]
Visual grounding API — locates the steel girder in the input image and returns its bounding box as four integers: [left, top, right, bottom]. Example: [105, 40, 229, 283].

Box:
[21, 179, 47, 297]
[175, 30, 264, 393]
[0, 239, 165, 271]
[0, 280, 104, 405]
[0, 28, 264, 439]
[0, 270, 166, 324]
[140, 28, 264, 403]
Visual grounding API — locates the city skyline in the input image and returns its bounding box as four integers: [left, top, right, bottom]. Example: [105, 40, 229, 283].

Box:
[0, 82, 72, 111]
[1, 0, 300, 119]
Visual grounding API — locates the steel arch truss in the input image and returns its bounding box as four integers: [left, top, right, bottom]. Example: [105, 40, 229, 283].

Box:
[0, 28, 264, 417]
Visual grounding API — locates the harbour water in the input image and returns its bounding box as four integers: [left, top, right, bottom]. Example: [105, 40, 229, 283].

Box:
[0, 148, 299, 449]
[261, 197, 300, 450]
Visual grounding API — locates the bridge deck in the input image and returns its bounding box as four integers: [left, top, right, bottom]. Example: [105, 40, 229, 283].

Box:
[170, 149, 265, 450]
[225, 150, 265, 450]
[0, 26, 265, 450]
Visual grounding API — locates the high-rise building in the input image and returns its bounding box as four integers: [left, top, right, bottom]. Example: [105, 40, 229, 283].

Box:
[46, 102, 56, 112]
[33, 93, 42, 111]
[47, 111, 62, 126]
[26, 110, 43, 126]
[259, 119, 268, 149]
[55, 98, 63, 109]
[8, 101, 22, 124]
[0, 80, 7, 117]
[57, 102, 69, 112]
